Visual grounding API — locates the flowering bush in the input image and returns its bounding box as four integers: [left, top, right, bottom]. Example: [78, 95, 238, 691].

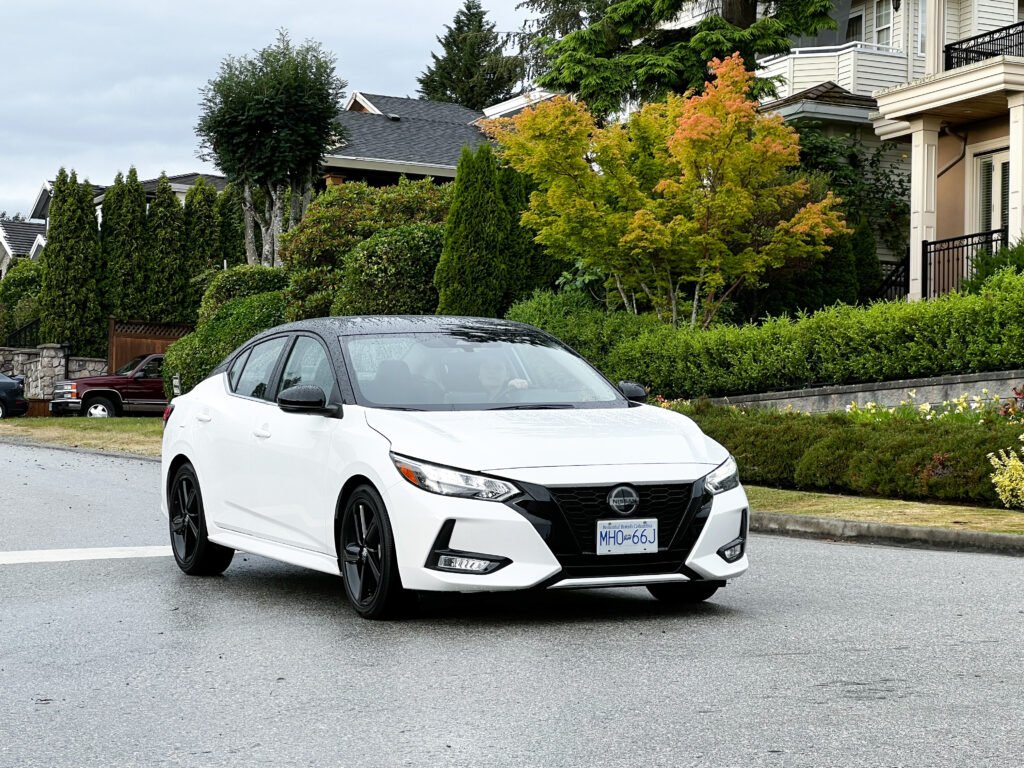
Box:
[988, 438, 1024, 509]
[844, 389, 1022, 426]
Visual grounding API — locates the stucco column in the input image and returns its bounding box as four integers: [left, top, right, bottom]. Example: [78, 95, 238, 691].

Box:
[908, 117, 941, 301]
[1007, 93, 1024, 244]
[925, 0, 946, 76]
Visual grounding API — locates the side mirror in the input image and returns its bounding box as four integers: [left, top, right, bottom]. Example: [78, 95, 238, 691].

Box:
[619, 380, 648, 403]
[277, 384, 339, 416]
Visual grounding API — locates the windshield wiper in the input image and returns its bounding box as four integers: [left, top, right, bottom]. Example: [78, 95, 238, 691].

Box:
[487, 403, 576, 410]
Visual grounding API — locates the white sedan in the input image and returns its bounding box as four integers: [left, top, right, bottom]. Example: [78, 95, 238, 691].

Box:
[161, 316, 749, 619]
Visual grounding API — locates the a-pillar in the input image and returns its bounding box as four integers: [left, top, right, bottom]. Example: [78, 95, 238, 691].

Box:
[908, 117, 941, 301]
[1007, 93, 1024, 244]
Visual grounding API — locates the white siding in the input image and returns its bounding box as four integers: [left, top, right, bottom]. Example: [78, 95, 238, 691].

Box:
[760, 44, 911, 98]
[976, 0, 1017, 33]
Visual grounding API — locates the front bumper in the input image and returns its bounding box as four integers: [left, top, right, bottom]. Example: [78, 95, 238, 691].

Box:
[382, 472, 749, 593]
[49, 397, 82, 415]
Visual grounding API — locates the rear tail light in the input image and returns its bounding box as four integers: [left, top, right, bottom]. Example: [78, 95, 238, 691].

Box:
[162, 404, 175, 427]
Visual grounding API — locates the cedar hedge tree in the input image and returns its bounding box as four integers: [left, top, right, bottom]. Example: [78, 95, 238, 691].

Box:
[102, 167, 151, 322]
[38, 169, 107, 357]
[147, 174, 188, 323]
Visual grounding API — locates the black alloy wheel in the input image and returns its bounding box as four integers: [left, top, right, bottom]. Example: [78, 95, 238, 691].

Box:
[647, 581, 720, 604]
[339, 485, 411, 619]
[169, 463, 234, 576]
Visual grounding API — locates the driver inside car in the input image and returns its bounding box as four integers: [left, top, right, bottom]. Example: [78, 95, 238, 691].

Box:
[477, 358, 528, 401]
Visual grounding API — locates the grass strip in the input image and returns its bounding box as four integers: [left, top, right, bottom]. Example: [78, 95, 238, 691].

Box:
[0, 417, 163, 457]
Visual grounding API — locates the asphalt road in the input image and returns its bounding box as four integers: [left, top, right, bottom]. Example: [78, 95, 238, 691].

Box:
[1, 441, 1023, 768]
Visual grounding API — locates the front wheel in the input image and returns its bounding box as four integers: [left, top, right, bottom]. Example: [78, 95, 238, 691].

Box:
[169, 463, 234, 576]
[647, 581, 721, 604]
[339, 485, 412, 619]
[84, 396, 116, 418]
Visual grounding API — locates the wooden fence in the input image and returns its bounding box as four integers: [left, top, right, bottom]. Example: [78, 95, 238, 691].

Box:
[107, 319, 192, 372]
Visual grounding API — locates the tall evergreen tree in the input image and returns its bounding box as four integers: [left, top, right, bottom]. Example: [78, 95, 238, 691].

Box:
[102, 167, 150, 321]
[38, 169, 106, 356]
[418, 0, 524, 110]
[147, 174, 187, 323]
[214, 183, 247, 268]
[184, 176, 219, 274]
[435, 144, 510, 317]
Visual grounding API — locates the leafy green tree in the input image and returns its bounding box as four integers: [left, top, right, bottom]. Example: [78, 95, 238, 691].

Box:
[851, 218, 881, 303]
[498, 164, 560, 305]
[214, 183, 247, 268]
[184, 177, 219, 274]
[536, 0, 834, 117]
[102, 167, 150, 321]
[418, 0, 524, 110]
[435, 144, 510, 317]
[147, 174, 188, 323]
[197, 31, 346, 265]
[488, 55, 847, 327]
[515, 0, 613, 80]
[0, 258, 43, 340]
[38, 169, 106, 355]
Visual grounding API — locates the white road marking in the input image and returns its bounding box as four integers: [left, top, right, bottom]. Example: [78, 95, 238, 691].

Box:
[0, 545, 172, 565]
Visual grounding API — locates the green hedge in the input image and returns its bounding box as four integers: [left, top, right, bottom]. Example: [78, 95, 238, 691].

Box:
[677, 402, 1013, 505]
[198, 265, 288, 324]
[332, 224, 443, 316]
[508, 270, 1024, 398]
[164, 290, 287, 395]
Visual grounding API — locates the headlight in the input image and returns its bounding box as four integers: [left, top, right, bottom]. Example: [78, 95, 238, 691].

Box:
[705, 456, 740, 494]
[390, 454, 520, 502]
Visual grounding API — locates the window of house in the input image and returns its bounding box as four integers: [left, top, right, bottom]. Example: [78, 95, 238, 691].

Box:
[976, 152, 1010, 233]
[846, 13, 864, 43]
[875, 0, 892, 47]
[917, 0, 927, 55]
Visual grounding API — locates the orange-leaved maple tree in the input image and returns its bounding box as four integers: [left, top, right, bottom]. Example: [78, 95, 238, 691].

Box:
[486, 54, 849, 328]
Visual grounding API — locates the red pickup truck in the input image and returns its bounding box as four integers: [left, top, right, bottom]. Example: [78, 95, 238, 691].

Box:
[50, 353, 167, 418]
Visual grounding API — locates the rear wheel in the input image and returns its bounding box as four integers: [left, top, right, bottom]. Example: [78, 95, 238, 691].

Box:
[83, 396, 117, 418]
[0, 400, 6, 419]
[647, 582, 721, 604]
[339, 485, 412, 619]
[169, 463, 234, 576]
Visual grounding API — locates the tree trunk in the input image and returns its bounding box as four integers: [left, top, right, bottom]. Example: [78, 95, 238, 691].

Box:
[241, 186, 260, 265]
[259, 190, 275, 267]
[722, 0, 756, 28]
[271, 184, 286, 267]
[690, 279, 701, 328]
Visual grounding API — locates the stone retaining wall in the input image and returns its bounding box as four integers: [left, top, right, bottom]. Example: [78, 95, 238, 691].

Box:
[711, 369, 1024, 413]
[0, 344, 108, 400]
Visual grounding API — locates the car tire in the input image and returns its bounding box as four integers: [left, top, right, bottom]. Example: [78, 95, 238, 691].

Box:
[83, 396, 117, 418]
[168, 463, 234, 576]
[647, 582, 720, 604]
[339, 485, 413, 620]
[0, 400, 6, 419]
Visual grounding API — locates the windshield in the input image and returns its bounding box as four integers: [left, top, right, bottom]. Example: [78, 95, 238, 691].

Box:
[341, 331, 626, 411]
[114, 355, 148, 375]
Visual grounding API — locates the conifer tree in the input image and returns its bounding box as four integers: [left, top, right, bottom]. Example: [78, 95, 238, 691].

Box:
[147, 174, 187, 323]
[435, 144, 510, 317]
[214, 183, 247, 268]
[417, 0, 523, 110]
[184, 177, 219, 274]
[102, 167, 149, 321]
[39, 169, 107, 356]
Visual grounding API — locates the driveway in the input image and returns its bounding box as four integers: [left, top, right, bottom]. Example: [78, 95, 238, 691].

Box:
[1, 442, 1023, 767]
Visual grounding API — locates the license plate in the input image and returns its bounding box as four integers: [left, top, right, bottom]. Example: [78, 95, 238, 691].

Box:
[596, 518, 658, 555]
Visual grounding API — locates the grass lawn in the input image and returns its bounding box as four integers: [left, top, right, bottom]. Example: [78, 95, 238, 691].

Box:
[0, 417, 163, 457]
[2, 417, 1022, 534]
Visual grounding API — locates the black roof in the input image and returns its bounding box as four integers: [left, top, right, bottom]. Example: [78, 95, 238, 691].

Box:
[0, 219, 46, 255]
[333, 111, 488, 168]
[271, 315, 537, 338]
[358, 94, 482, 125]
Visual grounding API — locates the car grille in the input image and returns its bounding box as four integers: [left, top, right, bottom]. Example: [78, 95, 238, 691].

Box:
[511, 481, 712, 580]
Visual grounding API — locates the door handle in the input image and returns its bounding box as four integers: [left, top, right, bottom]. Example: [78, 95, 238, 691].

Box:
[196, 413, 212, 423]
[253, 427, 272, 439]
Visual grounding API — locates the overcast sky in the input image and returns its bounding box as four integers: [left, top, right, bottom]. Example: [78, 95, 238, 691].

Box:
[0, 0, 530, 217]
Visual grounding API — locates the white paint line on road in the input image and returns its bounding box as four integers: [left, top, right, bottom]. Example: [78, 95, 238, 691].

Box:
[0, 545, 172, 565]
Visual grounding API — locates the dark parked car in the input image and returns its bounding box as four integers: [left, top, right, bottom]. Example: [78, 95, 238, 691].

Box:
[50, 353, 167, 417]
[0, 372, 29, 418]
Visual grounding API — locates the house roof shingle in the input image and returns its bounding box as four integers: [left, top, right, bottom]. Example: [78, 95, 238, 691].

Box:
[762, 81, 877, 111]
[332, 110, 488, 168]
[357, 93, 483, 125]
[0, 220, 46, 256]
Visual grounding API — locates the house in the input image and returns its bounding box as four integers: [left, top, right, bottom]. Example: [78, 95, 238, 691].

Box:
[0, 219, 46, 278]
[873, 0, 1024, 299]
[324, 92, 491, 186]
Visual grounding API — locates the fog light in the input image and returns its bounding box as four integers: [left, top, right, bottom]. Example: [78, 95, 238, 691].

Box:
[437, 555, 492, 572]
[717, 538, 745, 563]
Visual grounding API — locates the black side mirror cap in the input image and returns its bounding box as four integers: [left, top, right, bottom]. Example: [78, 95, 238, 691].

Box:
[277, 384, 341, 416]
[619, 380, 648, 403]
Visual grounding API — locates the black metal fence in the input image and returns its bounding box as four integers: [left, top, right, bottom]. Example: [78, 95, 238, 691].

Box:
[945, 21, 1024, 70]
[3, 318, 41, 348]
[878, 255, 909, 301]
[922, 228, 1007, 298]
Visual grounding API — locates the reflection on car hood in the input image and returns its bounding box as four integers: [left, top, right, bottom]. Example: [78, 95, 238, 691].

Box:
[363, 405, 727, 472]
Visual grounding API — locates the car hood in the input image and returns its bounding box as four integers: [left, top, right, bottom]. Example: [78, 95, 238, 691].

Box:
[363, 405, 727, 473]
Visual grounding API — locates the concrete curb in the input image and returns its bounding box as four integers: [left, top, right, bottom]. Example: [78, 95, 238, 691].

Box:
[752, 511, 1024, 556]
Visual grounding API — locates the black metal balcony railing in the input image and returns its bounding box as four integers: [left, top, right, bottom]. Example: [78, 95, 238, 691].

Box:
[944, 21, 1024, 70]
[922, 228, 1007, 298]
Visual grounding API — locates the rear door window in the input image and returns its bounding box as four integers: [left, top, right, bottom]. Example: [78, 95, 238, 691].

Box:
[234, 337, 287, 401]
[280, 336, 337, 400]
[228, 349, 251, 392]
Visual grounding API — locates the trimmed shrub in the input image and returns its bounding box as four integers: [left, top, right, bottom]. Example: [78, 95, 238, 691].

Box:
[198, 264, 288, 324]
[678, 402, 1017, 505]
[284, 266, 344, 322]
[331, 224, 443, 316]
[164, 290, 287, 395]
